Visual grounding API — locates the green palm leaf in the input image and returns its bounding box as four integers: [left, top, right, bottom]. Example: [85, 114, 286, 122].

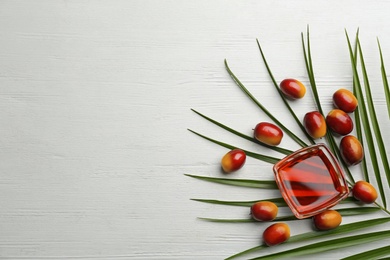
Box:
[336, 206, 381, 215]
[353, 99, 369, 181]
[199, 216, 297, 223]
[185, 174, 278, 189]
[224, 59, 309, 148]
[250, 230, 390, 259]
[191, 109, 293, 155]
[191, 198, 287, 207]
[357, 38, 390, 188]
[188, 129, 280, 164]
[199, 218, 256, 223]
[255, 39, 315, 146]
[341, 244, 390, 260]
[350, 29, 370, 182]
[378, 39, 390, 120]
[301, 28, 355, 183]
[345, 31, 387, 207]
[301, 29, 322, 114]
[191, 197, 360, 208]
[189, 28, 390, 260]
[198, 207, 379, 224]
[226, 217, 390, 259]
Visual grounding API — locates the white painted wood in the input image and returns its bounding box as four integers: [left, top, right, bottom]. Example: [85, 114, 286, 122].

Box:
[0, 0, 390, 259]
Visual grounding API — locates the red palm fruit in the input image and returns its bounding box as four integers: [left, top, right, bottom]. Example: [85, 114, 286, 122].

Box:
[303, 111, 327, 139]
[263, 223, 290, 246]
[352, 180, 378, 204]
[339, 135, 364, 166]
[279, 79, 306, 99]
[313, 210, 342, 231]
[326, 109, 353, 135]
[221, 149, 246, 173]
[254, 122, 283, 146]
[251, 201, 278, 221]
[333, 88, 358, 113]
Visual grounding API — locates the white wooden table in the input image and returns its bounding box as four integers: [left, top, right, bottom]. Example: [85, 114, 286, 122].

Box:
[1, 1, 390, 259]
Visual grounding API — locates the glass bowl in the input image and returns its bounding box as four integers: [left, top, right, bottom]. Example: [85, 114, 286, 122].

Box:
[273, 144, 349, 219]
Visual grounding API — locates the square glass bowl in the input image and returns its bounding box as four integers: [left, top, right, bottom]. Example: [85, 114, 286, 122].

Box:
[273, 144, 349, 219]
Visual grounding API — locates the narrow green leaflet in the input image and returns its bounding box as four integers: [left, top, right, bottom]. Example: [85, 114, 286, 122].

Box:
[352, 30, 369, 182]
[378, 39, 390, 120]
[224, 59, 309, 148]
[374, 202, 390, 215]
[198, 207, 380, 224]
[250, 230, 390, 260]
[357, 38, 390, 189]
[185, 174, 278, 189]
[301, 28, 355, 183]
[191, 197, 368, 208]
[255, 39, 315, 145]
[353, 91, 369, 181]
[301, 30, 322, 114]
[188, 129, 280, 164]
[345, 31, 387, 207]
[199, 218, 255, 223]
[225, 246, 266, 260]
[341, 196, 361, 203]
[337, 206, 380, 215]
[341, 244, 390, 260]
[199, 216, 297, 223]
[191, 109, 293, 155]
[377, 39, 390, 186]
[191, 198, 287, 207]
[226, 217, 390, 259]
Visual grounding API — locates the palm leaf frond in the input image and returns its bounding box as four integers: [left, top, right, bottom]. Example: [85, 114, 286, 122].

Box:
[198, 207, 379, 224]
[191, 109, 292, 155]
[345, 31, 387, 207]
[185, 174, 277, 189]
[188, 129, 280, 164]
[190, 29, 390, 260]
[191, 198, 287, 207]
[357, 38, 390, 190]
[340, 244, 390, 260]
[250, 230, 390, 259]
[226, 217, 390, 259]
[378, 39, 390, 120]
[302, 28, 355, 183]
[255, 39, 315, 145]
[224, 59, 309, 148]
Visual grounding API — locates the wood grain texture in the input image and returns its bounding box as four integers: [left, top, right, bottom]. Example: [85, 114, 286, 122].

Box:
[0, 0, 390, 259]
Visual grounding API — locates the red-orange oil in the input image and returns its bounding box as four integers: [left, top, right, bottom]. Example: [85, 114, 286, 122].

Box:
[273, 144, 349, 219]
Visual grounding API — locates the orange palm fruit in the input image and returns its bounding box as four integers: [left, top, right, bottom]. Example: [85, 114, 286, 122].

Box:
[254, 122, 283, 146]
[280, 79, 306, 99]
[303, 111, 327, 139]
[333, 88, 358, 113]
[221, 149, 246, 173]
[326, 109, 353, 135]
[339, 135, 364, 166]
[313, 210, 342, 231]
[352, 180, 378, 204]
[251, 201, 278, 221]
[262, 223, 290, 246]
